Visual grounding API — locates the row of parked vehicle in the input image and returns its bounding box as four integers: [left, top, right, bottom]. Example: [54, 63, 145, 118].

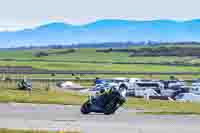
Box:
[89, 77, 200, 102]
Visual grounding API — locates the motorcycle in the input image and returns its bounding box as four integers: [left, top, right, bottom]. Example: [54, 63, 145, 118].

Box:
[81, 87, 126, 115]
[17, 80, 32, 91]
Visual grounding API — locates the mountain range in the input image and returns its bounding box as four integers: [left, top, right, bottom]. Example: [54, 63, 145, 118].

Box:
[0, 19, 200, 48]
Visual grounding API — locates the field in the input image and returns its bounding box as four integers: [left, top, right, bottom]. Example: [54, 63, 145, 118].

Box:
[2, 47, 200, 64]
[1, 46, 200, 79]
[2, 61, 200, 72]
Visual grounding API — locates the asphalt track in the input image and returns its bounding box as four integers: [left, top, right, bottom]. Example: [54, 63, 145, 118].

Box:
[0, 103, 200, 133]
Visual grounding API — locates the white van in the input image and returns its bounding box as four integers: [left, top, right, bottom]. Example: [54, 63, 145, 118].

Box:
[129, 80, 164, 96]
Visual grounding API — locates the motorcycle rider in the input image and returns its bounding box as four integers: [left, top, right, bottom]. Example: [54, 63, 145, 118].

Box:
[93, 86, 119, 107]
[95, 85, 114, 97]
[18, 79, 27, 90]
[17, 78, 32, 92]
[81, 84, 126, 114]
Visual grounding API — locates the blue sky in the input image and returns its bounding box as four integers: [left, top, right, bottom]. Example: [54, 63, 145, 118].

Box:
[0, 0, 200, 31]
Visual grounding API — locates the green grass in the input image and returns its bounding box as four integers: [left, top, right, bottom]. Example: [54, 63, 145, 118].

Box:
[1, 61, 200, 73]
[0, 48, 200, 64]
[126, 98, 200, 115]
[0, 129, 79, 133]
[0, 88, 86, 105]
[1, 48, 200, 75]
[3, 73, 200, 82]
[1, 86, 200, 115]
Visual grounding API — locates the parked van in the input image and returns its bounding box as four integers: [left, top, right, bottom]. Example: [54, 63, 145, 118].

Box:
[128, 80, 164, 96]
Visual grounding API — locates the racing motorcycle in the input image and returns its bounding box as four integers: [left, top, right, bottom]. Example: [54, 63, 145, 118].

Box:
[17, 79, 32, 91]
[81, 87, 126, 115]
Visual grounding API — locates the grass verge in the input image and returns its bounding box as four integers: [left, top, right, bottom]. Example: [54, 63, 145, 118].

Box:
[126, 97, 200, 115]
[0, 129, 79, 133]
[0, 88, 86, 105]
[0, 88, 200, 115]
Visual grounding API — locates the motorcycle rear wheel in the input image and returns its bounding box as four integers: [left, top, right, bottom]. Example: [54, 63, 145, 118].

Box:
[104, 99, 118, 115]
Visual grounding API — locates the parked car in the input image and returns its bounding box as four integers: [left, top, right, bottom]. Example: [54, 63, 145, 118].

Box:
[160, 80, 187, 97]
[108, 77, 129, 88]
[99, 77, 138, 91]
[190, 82, 200, 95]
[89, 77, 141, 96]
[175, 93, 200, 102]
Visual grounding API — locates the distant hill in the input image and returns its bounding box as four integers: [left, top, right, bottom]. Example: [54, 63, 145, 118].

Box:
[0, 19, 200, 48]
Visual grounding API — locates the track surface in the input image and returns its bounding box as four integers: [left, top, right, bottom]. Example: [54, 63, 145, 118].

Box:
[0, 103, 200, 133]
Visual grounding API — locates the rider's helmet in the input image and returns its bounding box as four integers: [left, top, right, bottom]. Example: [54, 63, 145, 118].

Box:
[100, 88, 105, 94]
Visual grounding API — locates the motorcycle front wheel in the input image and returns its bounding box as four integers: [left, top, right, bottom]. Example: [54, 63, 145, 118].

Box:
[80, 100, 91, 114]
